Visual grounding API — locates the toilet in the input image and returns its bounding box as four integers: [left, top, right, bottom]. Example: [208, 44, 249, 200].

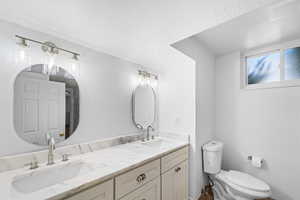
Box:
[202, 141, 271, 200]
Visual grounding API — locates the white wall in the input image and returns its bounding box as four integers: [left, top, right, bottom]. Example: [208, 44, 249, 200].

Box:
[215, 52, 300, 200]
[0, 20, 150, 156]
[172, 37, 215, 200]
[194, 40, 215, 199]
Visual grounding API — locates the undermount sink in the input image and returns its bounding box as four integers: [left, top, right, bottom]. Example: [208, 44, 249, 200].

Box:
[12, 160, 92, 194]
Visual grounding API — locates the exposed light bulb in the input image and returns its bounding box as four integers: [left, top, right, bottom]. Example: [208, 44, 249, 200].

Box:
[146, 77, 151, 85]
[69, 55, 80, 78]
[138, 75, 146, 86]
[71, 63, 77, 71]
[42, 53, 57, 75]
[150, 78, 158, 88]
[19, 50, 26, 61]
[48, 57, 55, 71]
[15, 38, 31, 68]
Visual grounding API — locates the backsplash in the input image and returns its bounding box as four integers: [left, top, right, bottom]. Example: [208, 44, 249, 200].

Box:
[0, 131, 189, 173]
[0, 134, 144, 173]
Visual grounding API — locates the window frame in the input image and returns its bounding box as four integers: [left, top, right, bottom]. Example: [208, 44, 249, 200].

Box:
[242, 39, 300, 90]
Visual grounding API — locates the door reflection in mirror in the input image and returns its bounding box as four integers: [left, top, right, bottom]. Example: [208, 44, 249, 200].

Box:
[14, 64, 79, 146]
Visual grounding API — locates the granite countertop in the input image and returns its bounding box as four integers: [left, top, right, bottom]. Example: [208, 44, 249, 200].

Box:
[0, 136, 189, 200]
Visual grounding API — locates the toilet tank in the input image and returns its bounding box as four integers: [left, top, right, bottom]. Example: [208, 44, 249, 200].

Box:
[203, 141, 223, 174]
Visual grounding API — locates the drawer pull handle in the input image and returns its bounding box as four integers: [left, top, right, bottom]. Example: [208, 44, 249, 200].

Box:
[175, 167, 181, 172]
[136, 173, 146, 183]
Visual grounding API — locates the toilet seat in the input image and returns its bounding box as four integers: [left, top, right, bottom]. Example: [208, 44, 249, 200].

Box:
[215, 170, 271, 199]
[225, 170, 270, 192]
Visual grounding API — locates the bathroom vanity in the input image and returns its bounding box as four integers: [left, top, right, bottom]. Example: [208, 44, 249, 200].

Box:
[64, 146, 188, 200]
[0, 135, 189, 200]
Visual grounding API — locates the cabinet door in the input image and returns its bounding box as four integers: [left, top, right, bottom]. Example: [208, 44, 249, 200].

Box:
[119, 177, 160, 200]
[162, 160, 188, 200]
[64, 179, 113, 200]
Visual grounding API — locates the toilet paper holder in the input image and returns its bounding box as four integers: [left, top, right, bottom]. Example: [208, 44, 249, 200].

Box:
[247, 156, 263, 164]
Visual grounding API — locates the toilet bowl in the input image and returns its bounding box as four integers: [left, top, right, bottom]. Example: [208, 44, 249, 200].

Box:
[202, 141, 272, 200]
[210, 170, 271, 200]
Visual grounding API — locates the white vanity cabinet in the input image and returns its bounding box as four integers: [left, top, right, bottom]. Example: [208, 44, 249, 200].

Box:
[64, 179, 113, 200]
[60, 146, 189, 200]
[116, 146, 189, 200]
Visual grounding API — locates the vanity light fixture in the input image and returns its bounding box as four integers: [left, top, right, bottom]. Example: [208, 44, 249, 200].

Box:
[15, 35, 80, 76]
[138, 70, 158, 87]
[41, 41, 59, 55]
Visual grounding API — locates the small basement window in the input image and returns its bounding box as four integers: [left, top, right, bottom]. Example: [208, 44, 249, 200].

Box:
[246, 51, 280, 85]
[284, 47, 300, 80]
[243, 40, 300, 89]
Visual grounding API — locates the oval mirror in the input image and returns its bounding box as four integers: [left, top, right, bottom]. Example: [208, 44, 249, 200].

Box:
[14, 64, 80, 145]
[132, 85, 156, 129]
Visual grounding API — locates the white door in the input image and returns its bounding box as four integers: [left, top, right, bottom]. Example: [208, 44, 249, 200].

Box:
[162, 161, 189, 200]
[46, 81, 65, 143]
[14, 74, 65, 145]
[119, 177, 160, 200]
[14, 77, 44, 144]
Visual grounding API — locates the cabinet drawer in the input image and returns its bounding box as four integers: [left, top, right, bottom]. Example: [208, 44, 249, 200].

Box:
[115, 159, 160, 199]
[161, 146, 189, 173]
[64, 179, 113, 200]
[119, 177, 160, 200]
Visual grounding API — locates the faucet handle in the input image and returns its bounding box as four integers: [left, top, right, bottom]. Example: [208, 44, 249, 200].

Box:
[148, 125, 155, 131]
[25, 160, 39, 170]
[62, 154, 71, 162]
[136, 124, 143, 130]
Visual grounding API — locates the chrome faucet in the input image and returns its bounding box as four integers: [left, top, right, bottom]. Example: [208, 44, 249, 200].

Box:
[47, 134, 56, 165]
[146, 125, 154, 141]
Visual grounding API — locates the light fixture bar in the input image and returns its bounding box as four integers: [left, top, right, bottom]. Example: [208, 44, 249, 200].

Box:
[15, 35, 80, 57]
[138, 70, 158, 80]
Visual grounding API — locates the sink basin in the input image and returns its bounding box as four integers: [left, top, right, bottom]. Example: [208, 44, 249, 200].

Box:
[12, 160, 92, 193]
[140, 138, 165, 147]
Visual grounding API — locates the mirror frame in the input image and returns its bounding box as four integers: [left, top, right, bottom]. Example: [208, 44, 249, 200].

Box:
[132, 85, 157, 130]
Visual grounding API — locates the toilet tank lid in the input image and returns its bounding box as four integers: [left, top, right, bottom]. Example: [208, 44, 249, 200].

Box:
[203, 141, 223, 151]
